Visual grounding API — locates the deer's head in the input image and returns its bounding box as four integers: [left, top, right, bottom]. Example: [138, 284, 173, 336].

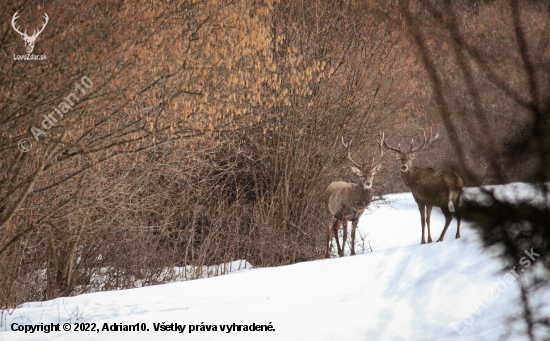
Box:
[379, 129, 438, 173]
[12, 11, 49, 54]
[342, 137, 382, 189]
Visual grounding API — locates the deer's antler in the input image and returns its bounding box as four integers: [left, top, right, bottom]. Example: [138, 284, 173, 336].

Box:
[11, 11, 48, 40]
[11, 11, 25, 37]
[31, 13, 49, 40]
[410, 128, 439, 153]
[342, 137, 363, 169]
[379, 132, 401, 154]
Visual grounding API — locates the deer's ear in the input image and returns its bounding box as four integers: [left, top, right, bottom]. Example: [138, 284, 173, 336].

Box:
[350, 167, 363, 176]
[392, 153, 401, 160]
[372, 164, 382, 174]
[411, 152, 419, 160]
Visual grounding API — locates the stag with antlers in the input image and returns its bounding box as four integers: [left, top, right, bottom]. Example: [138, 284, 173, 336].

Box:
[380, 129, 463, 244]
[325, 137, 383, 257]
[12, 11, 49, 54]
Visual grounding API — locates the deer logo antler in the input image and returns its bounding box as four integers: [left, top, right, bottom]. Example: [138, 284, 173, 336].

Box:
[12, 11, 49, 54]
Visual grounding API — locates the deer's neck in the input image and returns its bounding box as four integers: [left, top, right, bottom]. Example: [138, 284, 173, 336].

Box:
[400, 165, 418, 190]
[349, 183, 373, 204]
[359, 185, 374, 203]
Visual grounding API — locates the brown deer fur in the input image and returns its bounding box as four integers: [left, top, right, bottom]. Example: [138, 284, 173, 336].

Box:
[381, 130, 463, 244]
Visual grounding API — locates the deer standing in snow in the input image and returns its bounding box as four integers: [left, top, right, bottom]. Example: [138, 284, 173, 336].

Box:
[325, 138, 382, 258]
[380, 130, 463, 244]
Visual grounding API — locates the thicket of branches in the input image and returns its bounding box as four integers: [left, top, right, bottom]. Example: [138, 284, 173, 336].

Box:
[0, 0, 416, 307]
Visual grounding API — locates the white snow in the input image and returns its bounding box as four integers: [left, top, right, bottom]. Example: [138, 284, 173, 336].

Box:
[1, 183, 548, 341]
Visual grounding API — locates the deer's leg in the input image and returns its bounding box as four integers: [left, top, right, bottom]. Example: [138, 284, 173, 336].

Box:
[418, 203, 426, 244]
[341, 218, 348, 257]
[326, 217, 335, 258]
[453, 192, 462, 239]
[437, 206, 453, 242]
[350, 220, 358, 256]
[426, 206, 433, 243]
[332, 219, 342, 257]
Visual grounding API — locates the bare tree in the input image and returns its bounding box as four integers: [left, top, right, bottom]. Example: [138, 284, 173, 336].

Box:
[400, 0, 550, 339]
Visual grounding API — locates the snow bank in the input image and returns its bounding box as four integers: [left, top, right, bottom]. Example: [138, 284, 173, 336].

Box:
[2, 183, 547, 341]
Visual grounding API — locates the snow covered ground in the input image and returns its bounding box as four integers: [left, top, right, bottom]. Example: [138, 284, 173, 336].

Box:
[1, 184, 548, 341]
